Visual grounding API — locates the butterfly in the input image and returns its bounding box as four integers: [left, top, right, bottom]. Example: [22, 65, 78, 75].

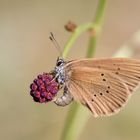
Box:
[30, 33, 140, 117]
[53, 57, 140, 117]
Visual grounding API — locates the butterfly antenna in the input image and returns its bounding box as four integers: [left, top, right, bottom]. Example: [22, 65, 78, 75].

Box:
[49, 32, 63, 57]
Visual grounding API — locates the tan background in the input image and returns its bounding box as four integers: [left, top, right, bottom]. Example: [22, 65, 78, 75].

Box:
[0, 0, 140, 140]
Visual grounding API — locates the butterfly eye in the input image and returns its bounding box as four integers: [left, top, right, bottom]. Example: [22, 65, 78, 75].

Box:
[57, 61, 62, 66]
[56, 59, 64, 66]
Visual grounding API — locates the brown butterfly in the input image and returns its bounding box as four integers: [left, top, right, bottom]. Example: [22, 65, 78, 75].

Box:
[53, 57, 140, 117]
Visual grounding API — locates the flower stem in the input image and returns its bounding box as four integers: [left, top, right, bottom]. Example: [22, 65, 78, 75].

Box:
[87, 0, 107, 58]
[62, 23, 95, 59]
[61, 0, 107, 140]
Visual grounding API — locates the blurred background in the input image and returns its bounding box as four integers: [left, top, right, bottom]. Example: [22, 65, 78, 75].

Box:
[0, 0, 140, 140]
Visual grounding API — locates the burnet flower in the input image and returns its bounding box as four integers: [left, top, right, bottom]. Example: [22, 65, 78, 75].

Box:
[30, 73, 59, 103]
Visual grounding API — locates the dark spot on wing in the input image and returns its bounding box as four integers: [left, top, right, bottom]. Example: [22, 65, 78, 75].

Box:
[118, 67, 120, 70]
[106, 90, 109, 93]
[100, 93, 103, 96]
[103, 79, 106, 81]
[115, 72, 119, 74]
[101, 73, 104, 76]
[118, 104, 122, 107]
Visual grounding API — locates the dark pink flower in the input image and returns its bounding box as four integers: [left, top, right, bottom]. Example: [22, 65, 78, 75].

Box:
[30, 73, 59, 103]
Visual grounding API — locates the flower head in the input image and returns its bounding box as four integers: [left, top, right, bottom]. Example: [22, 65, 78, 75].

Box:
[30, 73, 59, 103]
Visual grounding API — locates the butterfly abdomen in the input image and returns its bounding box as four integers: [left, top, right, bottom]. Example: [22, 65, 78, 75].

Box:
[54, 87, 73, 106]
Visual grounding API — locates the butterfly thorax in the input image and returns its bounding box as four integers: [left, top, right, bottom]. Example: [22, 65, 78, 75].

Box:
[54, 58, 67, 85]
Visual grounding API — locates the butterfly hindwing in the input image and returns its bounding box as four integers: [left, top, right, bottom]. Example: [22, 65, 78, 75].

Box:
[66, 67, 131, 117]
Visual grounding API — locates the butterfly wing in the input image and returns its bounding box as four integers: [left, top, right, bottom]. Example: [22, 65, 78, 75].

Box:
[66, 58, 140, 93]
[65, 58, 140, 117]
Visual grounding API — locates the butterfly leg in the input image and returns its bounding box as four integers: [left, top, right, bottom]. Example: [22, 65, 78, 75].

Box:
[54, 86, 73, 106]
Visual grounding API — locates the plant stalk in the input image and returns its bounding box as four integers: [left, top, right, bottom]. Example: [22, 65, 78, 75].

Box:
[60, 1, 107, 140]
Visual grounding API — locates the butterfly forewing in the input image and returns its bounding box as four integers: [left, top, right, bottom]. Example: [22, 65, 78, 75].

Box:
[65, 58, 140, 117]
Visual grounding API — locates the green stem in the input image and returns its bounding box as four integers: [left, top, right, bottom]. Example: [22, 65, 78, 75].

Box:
[94, 0, 107, 25]
[61, 0, 107, 140]
[62, 23, 96, 59]
[86, 36, 97, 57]
[87, 0, 107, 58]
[60, 103, 90, 140]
